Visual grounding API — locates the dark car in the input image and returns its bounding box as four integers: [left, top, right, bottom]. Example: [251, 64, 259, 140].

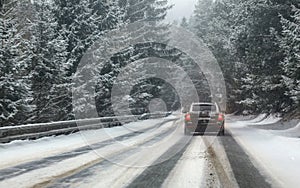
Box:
[184, 103, 225, 136]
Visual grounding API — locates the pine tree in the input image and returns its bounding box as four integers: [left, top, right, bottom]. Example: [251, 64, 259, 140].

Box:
[52, 0, 121, 76]
[66, 0, 125, 118]
[194, 0, 214, 40]
[180, 17, 189, 28]
[28, 1, 71, 123]
[278, 5, 300, 114]
[229, 0, 298, 113]
[122, 0, 170, 23]
[94, 0, 173, 117]
[191, 0, 299, 114]
[0, 0, 33, 126]
[193, 0, 240, 113]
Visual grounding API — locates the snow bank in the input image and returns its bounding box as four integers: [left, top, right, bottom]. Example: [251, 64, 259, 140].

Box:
[227, 120, 300, 188]
[245, 114, 267, 123]
[272, 122, 300, 138]
[225, 112, 238, 117]
[248, 114, 282, 125]
[165, 114, 179, 120]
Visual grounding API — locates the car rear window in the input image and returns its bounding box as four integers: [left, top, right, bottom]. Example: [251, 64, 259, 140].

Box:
[192, 104, 216, 112]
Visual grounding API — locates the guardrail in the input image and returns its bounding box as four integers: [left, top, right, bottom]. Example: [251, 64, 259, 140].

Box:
[0, 113, 170, 143]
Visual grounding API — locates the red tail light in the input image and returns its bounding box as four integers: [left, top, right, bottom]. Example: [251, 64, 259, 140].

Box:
[185, 113, 191, 122]
[218, 114, 224, 121]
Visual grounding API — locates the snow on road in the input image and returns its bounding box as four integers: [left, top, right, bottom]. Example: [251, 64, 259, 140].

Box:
[227, 115, 300, 188]
[0, 120, 180, 187]
[0, 115, 227, 188]
[7, 113, 294, 188]
[66, 121, 185, 188]
[0, 118, 171, 169]
[162, 137, 208, 188]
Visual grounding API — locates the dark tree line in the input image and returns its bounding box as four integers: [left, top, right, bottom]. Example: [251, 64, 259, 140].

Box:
[1, 0, 299, 126]
[188, 0, 299, 117]
[0, 0, 174, 126]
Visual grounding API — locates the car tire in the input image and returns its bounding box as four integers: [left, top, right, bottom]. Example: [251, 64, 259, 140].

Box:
[218, 128, 225, 136]
[184, 127, 190, 135]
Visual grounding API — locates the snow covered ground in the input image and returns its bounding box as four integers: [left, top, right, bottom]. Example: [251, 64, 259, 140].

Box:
[0, 115, 221, 188]
[273, 123, 300, 138]
[2, 116, 211, 188]
[0, 118, 175, 169]
[226, 115, 300, 188]
[3, 113, 300, 188]
[248, 114, 282, 125]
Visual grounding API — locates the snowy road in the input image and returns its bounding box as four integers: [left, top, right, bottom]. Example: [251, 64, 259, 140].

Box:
[1, 115, 298, 188]
[0, 117, 223, 188]
[0, 117, 213, 188]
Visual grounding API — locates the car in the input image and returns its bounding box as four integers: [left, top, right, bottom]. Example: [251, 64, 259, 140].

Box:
[184, 103, 225, 136]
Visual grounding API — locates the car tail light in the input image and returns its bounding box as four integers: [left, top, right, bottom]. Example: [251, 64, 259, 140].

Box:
[218, 113, 224, 121]
[185, 113, 191, 122]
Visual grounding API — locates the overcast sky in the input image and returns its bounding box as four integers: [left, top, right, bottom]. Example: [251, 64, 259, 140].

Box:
[165, 0, 198, 22]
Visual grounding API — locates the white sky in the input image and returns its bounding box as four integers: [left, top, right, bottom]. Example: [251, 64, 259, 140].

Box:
[165, 0, 198, 22]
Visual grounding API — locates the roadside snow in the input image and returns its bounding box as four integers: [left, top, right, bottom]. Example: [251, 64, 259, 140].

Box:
[165, 114, 179, 119]
[0, 120, 179, 188]
[245, 114, 267, 123]
[248, 114, 281, 125]
[272, 122, 300, 138]
[227, 116, 300, 188]
[0, 118, 169, 169]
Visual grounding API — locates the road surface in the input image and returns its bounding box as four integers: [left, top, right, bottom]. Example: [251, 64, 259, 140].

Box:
[0, 116, 275, 188]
